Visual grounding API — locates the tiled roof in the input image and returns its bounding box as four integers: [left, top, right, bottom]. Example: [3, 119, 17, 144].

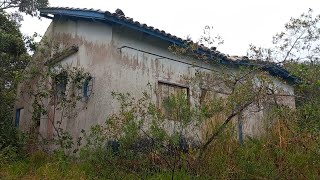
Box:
[40, 7, 190, 47]
[39, 7, 299, 83]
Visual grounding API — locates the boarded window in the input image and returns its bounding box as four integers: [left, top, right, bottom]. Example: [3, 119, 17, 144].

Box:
[158, 82, 189, 120]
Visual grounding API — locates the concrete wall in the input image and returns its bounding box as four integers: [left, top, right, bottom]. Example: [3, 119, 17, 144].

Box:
[17, 17, 296, 143]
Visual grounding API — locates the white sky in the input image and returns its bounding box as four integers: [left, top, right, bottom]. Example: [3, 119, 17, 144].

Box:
[20, 0, 320, 56]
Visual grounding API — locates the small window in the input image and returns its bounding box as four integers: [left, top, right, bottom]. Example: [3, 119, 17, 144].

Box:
[15, 108, 24, 127]
[56, 82, 67, 98]
[158, 82, 189, 120]
[54, 71, 68, 99]
[78, 76, 94, 100]
[83, 78, 89, 98]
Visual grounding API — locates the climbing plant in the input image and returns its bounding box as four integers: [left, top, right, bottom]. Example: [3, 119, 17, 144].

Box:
[16, 37, 91, 153]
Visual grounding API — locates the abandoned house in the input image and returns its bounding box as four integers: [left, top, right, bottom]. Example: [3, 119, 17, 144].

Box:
[15, 7, 298, 144]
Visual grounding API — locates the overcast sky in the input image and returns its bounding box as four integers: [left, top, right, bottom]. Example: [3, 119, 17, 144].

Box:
[20, 0, 320, 56]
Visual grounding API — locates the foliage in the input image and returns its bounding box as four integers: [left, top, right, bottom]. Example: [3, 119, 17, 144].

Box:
[0, 0, 48, 16]
[198, 25, 224, 49]
[170, 38, 290, 156]
[24, 62, 91, 151]
[247, 9, 320, 135]
[1, 112, 320, 179]
[73, 78, 303, 178]
[1, 6, 319, 180]
[248, 9, 320, 63]
[0, 12, 29, 116]
[286, 61, 320, 134]
[0, 12, 30, 163]
[0, 0, 47, 161]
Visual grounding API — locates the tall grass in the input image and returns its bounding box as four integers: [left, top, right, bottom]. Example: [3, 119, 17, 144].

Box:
[1, 122, 319, 179]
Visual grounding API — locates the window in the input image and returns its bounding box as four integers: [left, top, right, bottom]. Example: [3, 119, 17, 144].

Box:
[54, 71, 68, 99]
[56, 81, 67, 98]
[78, 76, 94, 100]
[83, 78, 89, 98]
[15, 108, 24, 127]
[158, 81, 189, 120]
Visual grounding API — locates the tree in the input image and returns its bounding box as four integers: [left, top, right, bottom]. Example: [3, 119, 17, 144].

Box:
[0, 0, 48, 153]
[0, 0, 48, 16]
[247, 9, 320, 134]
[247, 9, 320, 63]
[0, 12, 30, 151]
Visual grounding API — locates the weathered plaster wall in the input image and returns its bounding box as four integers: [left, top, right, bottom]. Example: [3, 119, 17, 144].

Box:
[14, 22, 55, 133]
[47, 18, 209, 141]
[17, 17, 296, 144]
[241, 78, 295, 138]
